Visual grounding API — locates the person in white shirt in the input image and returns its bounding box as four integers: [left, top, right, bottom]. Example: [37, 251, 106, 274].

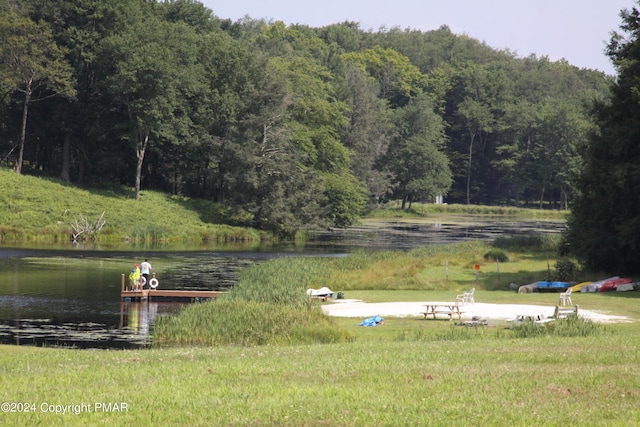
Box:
[140, 259, 152, 289]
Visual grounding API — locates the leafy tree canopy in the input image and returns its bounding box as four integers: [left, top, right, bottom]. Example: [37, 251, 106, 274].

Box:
[0, 0, 617, 235]
[565, 3, 640, 274]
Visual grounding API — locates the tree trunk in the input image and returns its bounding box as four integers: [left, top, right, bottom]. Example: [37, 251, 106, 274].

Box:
[60, 131, 71, 183]
[134, 133, 149, 200]
[76, 144, 87, 184]
[15, 81, 32, 175]
[466, 130, 476, 205]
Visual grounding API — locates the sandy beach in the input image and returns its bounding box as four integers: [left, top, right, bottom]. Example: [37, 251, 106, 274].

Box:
[321, 299, 632, 323]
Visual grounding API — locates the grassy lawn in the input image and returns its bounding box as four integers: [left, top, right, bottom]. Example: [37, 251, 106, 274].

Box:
[1, 323, 639, 426]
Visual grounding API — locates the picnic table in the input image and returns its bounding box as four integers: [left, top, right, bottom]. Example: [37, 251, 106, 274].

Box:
[422, 303, 462, 320]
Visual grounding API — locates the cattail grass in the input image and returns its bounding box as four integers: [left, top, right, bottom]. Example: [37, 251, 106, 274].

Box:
[228, 257, 327, 308]
[510, 315, 609, 338]
[154, 256, 353, 346]
[154, 299, 352, 346]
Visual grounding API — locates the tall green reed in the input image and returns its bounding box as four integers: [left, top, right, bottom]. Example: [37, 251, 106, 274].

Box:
[154, 256, 353, 346]
[510, 315, 608, 338]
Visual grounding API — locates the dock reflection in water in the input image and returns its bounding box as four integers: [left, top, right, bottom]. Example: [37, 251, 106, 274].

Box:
[119, 300, 186, 337]
[121, 301, 155, 336]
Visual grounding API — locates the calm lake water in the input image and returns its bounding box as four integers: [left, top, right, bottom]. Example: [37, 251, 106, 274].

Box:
[0, 218, 564, 349]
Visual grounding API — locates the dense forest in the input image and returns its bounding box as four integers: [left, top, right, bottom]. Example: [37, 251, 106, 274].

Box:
[563, 4, 640, 275]
[0, 0, 615, 236]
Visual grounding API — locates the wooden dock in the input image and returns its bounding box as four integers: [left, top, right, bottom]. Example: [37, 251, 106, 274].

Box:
[121, 274, 225, 302]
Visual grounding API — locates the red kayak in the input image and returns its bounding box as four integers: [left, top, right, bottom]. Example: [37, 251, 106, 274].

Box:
[598, 277, 632, 292]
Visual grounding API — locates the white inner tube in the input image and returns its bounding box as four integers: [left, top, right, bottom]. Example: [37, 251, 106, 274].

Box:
[139, 276, 147, 286]
[149, 278, 159, 289]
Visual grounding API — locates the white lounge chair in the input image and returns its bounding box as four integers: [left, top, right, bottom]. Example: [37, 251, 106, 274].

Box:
[558, 288, 572, 306]
[455, 288, 475, 305]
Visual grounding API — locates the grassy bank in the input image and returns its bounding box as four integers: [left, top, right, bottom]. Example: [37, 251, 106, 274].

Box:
[313, 235, 569, 293]
[367, 200, 568, 220]
[0, 168, 261, 244]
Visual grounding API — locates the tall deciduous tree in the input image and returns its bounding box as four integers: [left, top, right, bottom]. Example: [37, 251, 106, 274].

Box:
[385, 93, 451, 209]
[97, 15, 203, 200]
[565, 4, 640, 274]
[0, 9, 75, 174]
[337, 64, 394, 203]
[493, 100, 538, 205]
[456, 97, 493, 204]
[323, 171, 366, 227]
[446, 62, 507, 204]
[181, 30, 255, 201]
[269, 55, 349, 173]
[530, 100, 592, 209]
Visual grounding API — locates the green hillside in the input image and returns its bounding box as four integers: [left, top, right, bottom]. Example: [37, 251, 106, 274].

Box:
[0, 168, 260, 244]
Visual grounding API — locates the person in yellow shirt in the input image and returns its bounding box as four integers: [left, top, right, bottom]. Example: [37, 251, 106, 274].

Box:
[128, 264, 141, 290]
